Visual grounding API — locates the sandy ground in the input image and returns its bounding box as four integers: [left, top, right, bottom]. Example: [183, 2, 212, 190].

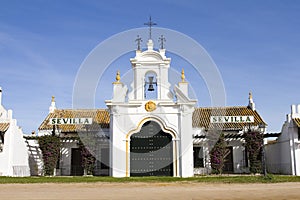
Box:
[1, 182, 300, 200]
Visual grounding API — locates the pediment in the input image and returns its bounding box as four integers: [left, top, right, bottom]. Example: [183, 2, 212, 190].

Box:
[138, 51, 164, 62]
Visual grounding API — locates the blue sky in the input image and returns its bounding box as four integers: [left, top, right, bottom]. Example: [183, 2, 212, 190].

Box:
[0, 0, 299, 133]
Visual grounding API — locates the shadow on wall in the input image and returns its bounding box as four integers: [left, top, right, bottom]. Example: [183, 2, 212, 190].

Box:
[26, 138, 43, 176]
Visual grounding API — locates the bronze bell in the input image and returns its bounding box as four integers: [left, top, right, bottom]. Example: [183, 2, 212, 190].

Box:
[148, 76, 155, 91]
[148, 84, 154, 91]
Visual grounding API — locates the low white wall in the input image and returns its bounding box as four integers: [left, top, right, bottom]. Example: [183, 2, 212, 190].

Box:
[265, 138, 294, 175]
[0, 120, 30, 176]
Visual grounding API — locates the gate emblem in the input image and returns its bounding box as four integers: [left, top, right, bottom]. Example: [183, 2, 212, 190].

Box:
[145, 101, 156, 112]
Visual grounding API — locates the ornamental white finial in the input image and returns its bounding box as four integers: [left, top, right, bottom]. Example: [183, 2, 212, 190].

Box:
[249, 91, 253, 100]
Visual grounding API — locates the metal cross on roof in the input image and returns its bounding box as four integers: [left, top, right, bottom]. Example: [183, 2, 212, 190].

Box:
[144, 16, 157, 40]
[135, 35, 142, 50]
[158, 35, 166, 49]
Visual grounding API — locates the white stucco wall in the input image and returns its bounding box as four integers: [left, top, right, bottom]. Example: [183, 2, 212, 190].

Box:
[60, 141, 78, 176]
[0, 109, 30, 176]
[228, 140, 249, 174]
[266, 104, 300, 175]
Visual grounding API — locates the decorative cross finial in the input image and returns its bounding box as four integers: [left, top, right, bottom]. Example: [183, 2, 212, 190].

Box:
[135, 35, 142, 50]
[116, 70, 121, 82]
[181, 68, 185, 82]
[144, 16, 157, 40]
[159, 35, 166, 49]
[51, 96, 55, 102]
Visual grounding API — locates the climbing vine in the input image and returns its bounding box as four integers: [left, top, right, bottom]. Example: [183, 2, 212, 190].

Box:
[38, 135, 61, 176]
[245, 130, 263, 174]
[209, 132, 226, 174]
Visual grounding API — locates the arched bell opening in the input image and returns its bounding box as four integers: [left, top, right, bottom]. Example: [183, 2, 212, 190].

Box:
[144, 71, 157, 100]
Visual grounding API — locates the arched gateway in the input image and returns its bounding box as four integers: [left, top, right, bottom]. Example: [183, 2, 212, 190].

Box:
[130, 121, 173, 176]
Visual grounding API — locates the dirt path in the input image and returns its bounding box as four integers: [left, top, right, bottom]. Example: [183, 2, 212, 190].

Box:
[1, 182, 300, 200]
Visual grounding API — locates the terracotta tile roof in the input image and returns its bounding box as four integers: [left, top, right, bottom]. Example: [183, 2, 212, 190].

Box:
[39, 106, 266, 132]
[192, 106, 266, 131]
[293, 118, 300, 128]
[38, 109, 110, 132]
[0, 123, 9, 132]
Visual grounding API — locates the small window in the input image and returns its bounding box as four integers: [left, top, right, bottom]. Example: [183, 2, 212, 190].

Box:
[193, 147, 204, 168]
[298, 127, 300, 141]
[0, 132, 4, 144]
[0, 132, 3, 152]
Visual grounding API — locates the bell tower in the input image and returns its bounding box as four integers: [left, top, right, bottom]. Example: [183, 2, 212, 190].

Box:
[106, 18, 197, 178]
[128, 37, 172, 101]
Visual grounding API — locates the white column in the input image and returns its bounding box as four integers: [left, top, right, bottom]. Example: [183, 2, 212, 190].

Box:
[179, 105, 194, 177]
[110, 113, 127, 177]
[291, 105, 296, 115]
[173, 139, 180, 177]
[178, 82, 188, 97]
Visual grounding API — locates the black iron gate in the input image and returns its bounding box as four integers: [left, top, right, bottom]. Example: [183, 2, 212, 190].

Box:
[130, 121, 173, 176]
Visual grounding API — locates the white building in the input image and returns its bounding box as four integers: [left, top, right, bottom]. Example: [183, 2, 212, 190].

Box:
[266, 104, 300, 175]
[105, 39, 197, 177]
[0, 87, 30, 176]
[34, 36, 266, 177]
[193, 102, 266, 175]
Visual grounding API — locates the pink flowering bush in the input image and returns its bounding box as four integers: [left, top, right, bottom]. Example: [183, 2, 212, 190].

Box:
[245, 130, 263, 174]
[209, 133, 226, 174]
[38, 135, 61, 176]
[78, 134, 97, 175]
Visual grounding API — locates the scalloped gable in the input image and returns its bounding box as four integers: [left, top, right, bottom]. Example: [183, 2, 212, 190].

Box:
[130, 51, 170, 63]
[140, 51, 164, 61]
